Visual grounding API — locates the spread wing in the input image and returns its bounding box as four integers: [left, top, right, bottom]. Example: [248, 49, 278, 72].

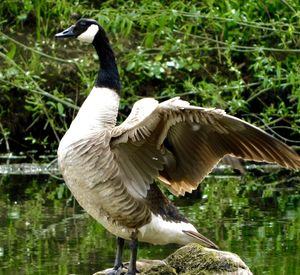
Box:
[111, 97, 300, 197]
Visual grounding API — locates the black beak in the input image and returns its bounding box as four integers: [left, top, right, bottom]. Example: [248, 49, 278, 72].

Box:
[55, 26, 76, 38]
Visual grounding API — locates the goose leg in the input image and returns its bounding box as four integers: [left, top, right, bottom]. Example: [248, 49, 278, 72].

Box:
[106, 237, 124, 275]
[127, 238, 138, 275]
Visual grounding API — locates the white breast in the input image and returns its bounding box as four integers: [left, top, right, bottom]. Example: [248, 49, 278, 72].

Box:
[58, 87, 119, 153]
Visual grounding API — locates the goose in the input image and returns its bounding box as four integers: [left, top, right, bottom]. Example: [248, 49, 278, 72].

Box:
[55, 18, 300, 275]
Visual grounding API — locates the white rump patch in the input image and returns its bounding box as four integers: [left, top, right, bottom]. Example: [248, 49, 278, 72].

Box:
[77, 24, 99, 43]
[138, 214, 199, 245]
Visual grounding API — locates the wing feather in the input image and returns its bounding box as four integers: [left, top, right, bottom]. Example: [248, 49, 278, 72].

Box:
[111, 97, 300, 197]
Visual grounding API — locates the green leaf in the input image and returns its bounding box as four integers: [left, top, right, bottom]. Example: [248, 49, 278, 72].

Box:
[7, 44, 16, 59]
[57, 102, 64, 116]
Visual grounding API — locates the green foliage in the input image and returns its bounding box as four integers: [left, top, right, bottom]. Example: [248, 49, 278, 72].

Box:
[0, 0, 300, 152]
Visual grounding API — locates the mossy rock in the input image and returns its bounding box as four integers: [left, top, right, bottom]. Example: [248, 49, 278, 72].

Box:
[94, 243, 252, 275]
[164, 243, 252, 274]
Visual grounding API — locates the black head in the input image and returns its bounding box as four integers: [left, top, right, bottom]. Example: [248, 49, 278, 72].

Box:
[56, 18, 120, 92]
[55, 18, 102, 44]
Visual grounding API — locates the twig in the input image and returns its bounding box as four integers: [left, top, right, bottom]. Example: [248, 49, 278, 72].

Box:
[40, 101, 61, 143]
[174, 30, 300, 53]
[0, 122, 10, 153]
[0, 32, 75, 64]
[246, 87, 273, 103]
[243, 113, 300, 144]
[0, 51, 79, 110]
[46, 158, 64, 180]
[280, 0, 296, 13]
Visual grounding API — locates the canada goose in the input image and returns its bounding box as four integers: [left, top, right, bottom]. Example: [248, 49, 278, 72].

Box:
[55, 18, 300, 275]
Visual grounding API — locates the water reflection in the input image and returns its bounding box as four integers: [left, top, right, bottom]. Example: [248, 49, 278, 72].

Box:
[0, 167, 299, 275]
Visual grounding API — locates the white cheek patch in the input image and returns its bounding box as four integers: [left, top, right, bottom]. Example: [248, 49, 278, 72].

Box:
[77, 24, 99, 43]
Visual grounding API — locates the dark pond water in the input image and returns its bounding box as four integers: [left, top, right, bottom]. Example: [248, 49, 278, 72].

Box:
[0, 160, 299, 275]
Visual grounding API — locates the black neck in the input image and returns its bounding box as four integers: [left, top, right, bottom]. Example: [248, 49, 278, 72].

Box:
[92, 32, 121, 93]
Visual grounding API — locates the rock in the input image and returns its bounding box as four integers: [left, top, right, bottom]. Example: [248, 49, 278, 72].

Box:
[93, 243, 253, 275]
[164, 243, 252, 275]
[94, 260, 173, 275]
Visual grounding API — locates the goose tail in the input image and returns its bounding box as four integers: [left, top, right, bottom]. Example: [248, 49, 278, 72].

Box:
[183, 230, 219, 250]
